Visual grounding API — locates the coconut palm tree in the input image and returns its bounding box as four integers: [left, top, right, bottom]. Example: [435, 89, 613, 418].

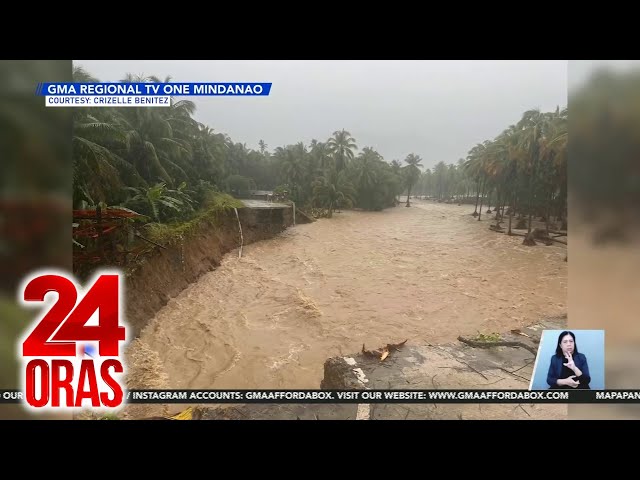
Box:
[73, 113, 146, 207]
[539, 107, 568, 231]
[124, 183, 188, 222]
[312, 169, 356, 218]
[464, 142, 489, 216]
[327, 129, 357, 173]
[258, 139, 268, 155]
[351, 147, 382, 208]
[403, 153, 423, 206]
[277, 146, 304, 202]
[517, 109, 549, 236]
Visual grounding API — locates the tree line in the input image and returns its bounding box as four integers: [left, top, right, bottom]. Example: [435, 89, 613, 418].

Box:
[73, 66, 566, 231]
[414, 108, 567, 235]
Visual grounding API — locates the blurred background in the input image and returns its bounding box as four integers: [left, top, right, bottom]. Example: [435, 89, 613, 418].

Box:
[0, 60, 72, 418]
[569, 60, 640, 419]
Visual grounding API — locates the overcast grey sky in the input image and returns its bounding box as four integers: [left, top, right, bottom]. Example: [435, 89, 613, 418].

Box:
[75, 60, 567, 170]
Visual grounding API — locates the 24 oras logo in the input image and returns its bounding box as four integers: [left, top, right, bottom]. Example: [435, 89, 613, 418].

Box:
[17, 269, 129, 411]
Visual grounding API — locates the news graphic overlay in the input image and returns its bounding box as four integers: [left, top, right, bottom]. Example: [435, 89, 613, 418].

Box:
[529, 329, 605, 391]
[17, 270, 128, 411]
[36, 82, 272, 107]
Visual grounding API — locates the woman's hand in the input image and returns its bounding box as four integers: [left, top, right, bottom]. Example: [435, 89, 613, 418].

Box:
[559, 375, 580, 388]
[564, 352, 583, 377]
[563, 352, 576, 371]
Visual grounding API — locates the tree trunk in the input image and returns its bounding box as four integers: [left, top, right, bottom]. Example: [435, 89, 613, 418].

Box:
[406, 183, 412, 207]
[556, 187, 566, 227]
[523, 232, 537, 246]
[527, 191, 534, 235]
[478, 182, 485, 221]
[527, 153, 539, 235]
[473, 178, 480, 216]
[545, 191, 552, 234]
[328, 200, 333, 218]
[508, 207, 513, 235]
[507, 192, 514, 235]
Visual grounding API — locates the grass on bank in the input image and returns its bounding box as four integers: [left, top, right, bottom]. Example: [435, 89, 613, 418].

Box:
[141, 192, 244, 247]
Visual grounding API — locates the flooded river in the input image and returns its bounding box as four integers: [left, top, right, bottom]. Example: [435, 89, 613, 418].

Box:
[140, 200, 567, 389]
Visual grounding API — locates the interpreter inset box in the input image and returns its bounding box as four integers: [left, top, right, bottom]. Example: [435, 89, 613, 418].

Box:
[530, 329, 605, 390]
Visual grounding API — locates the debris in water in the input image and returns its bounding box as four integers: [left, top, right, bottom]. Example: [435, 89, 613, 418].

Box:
[169, 407, 194, 420]
[362, 339, 408, 361]
[380, 348, 389, 361]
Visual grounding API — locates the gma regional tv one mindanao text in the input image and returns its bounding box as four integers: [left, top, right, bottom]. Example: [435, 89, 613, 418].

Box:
[4, 59, 640, 422]
[38, 82, 272, 107]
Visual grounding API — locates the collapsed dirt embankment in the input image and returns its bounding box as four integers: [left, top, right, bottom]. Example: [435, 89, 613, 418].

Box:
[125, 206, 294, 339]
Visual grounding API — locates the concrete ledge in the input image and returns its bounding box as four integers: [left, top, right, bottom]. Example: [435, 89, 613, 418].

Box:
[187, 316, 568, 420]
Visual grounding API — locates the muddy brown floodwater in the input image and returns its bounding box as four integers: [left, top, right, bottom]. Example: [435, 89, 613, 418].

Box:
[139, 200, 567, 390]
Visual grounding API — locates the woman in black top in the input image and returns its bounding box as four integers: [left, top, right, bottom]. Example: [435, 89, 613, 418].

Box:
[546, 331, 591, 389]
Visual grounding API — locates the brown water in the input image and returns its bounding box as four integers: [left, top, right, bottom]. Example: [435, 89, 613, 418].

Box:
[140, 200, 567, 389]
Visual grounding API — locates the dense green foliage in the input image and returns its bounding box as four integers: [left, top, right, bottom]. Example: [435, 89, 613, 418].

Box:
[73, 66, 566, 226]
